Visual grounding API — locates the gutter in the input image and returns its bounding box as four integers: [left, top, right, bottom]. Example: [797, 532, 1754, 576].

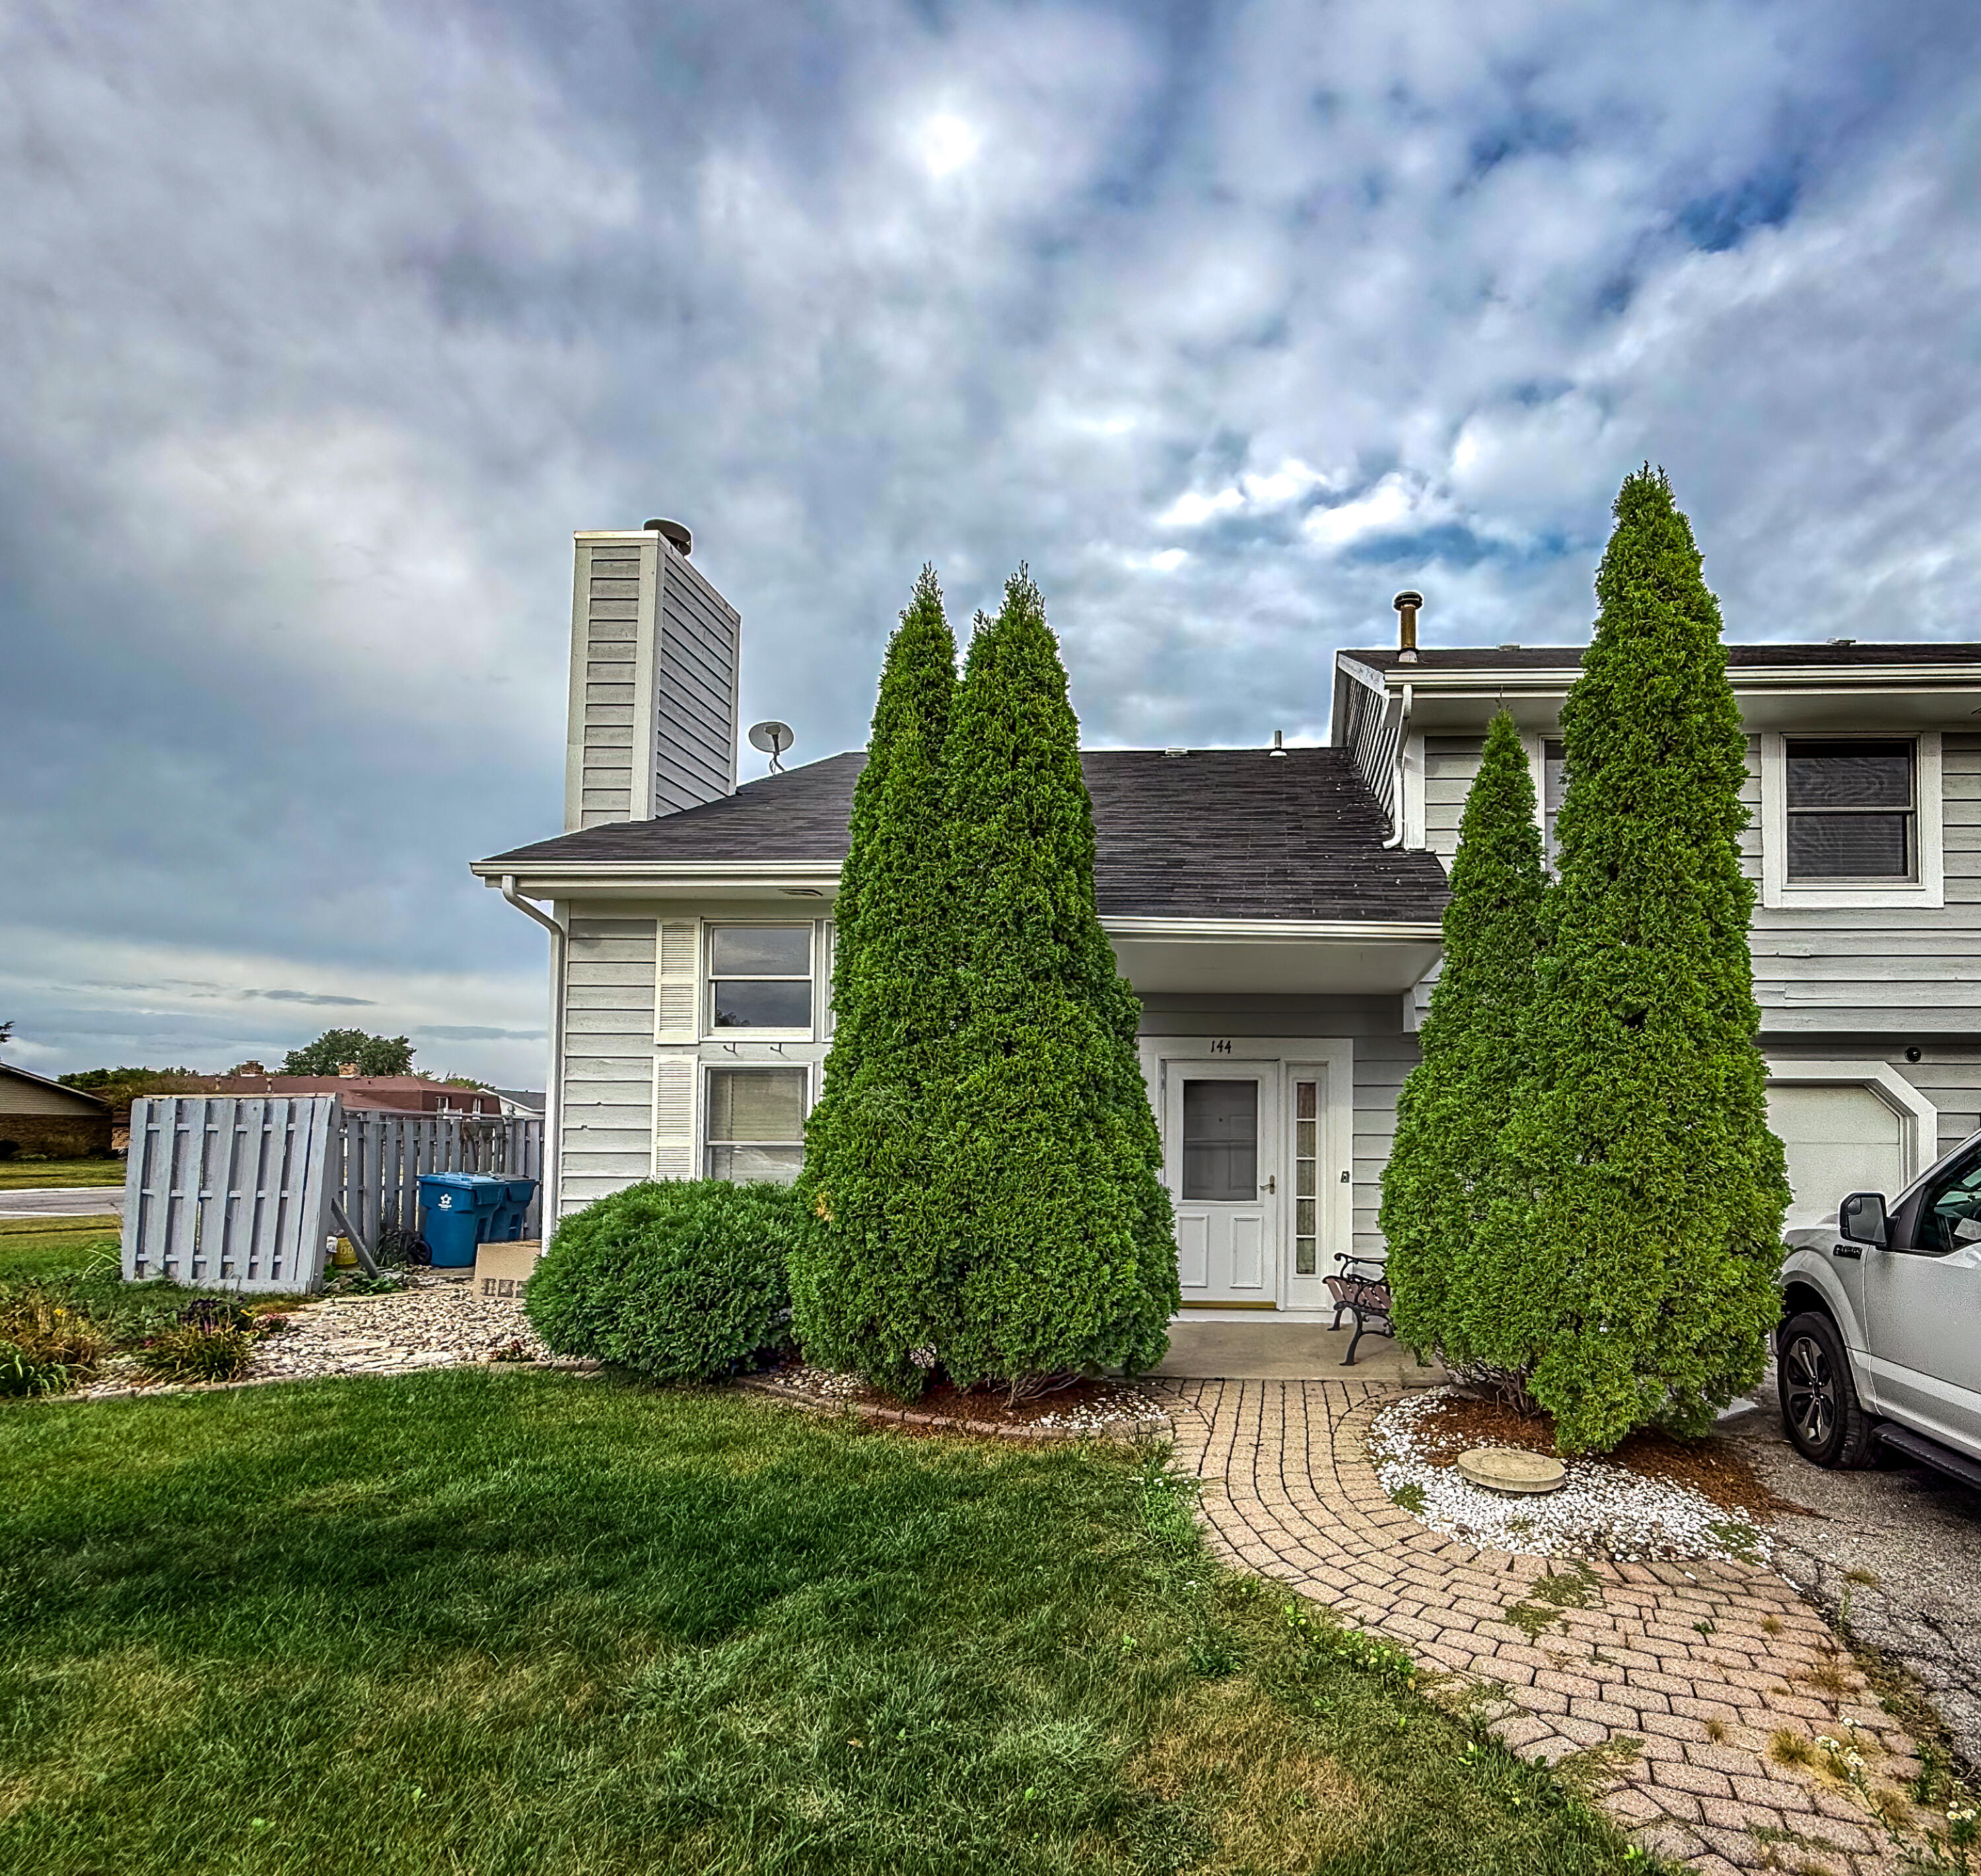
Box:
[499, 874, 565, 1233]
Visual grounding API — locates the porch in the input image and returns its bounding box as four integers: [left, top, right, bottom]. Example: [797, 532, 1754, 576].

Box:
[1152, 1315, 1443, 1386]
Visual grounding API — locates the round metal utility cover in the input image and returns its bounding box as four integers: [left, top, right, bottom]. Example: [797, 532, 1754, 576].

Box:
[1455, 1447, 1566, 1494]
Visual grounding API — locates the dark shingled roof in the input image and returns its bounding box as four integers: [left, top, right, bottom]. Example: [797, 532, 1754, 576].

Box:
[1345, 642, 1981, 673]
[481, 747, 1450, 924]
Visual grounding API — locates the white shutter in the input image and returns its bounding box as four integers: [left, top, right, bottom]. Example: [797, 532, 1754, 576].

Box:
[656, 920, 699, 1041]
[653, 1058, 695, 1179]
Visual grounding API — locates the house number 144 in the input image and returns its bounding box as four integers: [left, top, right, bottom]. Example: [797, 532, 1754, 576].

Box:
[1209, 1039, 1232, 1054]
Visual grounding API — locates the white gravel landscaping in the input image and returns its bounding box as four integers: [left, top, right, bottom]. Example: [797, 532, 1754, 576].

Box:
[1368, 1388, 1773, 1566]
[78, 1272, 554, 1398]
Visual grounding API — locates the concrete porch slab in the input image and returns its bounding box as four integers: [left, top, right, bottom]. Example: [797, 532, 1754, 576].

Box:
[1153, 1319, 1445, 1385]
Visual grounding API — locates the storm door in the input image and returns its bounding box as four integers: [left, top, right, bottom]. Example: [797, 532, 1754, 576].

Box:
[1166, 1062, 1279, 1306]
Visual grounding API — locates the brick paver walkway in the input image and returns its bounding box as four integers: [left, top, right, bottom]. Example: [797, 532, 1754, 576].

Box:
[1157, 1378, 1935, 1876]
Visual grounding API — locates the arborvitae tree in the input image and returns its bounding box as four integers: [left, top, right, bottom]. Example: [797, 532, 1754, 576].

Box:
[790, 568, 961, 1393]
[1464, 467, 1788, 1453]
[1381, 710, 1544, 1362]
[932, 569, 1178, 1394]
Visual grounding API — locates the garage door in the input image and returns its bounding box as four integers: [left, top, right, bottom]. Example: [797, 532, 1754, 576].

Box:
[1766, 1081, 1908, 1227]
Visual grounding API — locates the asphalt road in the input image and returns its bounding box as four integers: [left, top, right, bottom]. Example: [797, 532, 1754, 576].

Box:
[0, 1187, 125, 1218]
[1721, 1367, 1981, 1771]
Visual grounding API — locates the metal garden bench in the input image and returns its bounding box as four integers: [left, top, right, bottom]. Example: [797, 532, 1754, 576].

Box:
[1324, 1253, 1396, 1366]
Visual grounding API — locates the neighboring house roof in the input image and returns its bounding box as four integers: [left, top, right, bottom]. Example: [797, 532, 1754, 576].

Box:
[491, 1088, 547, 1113]
[177, 1075, 504, 1115]
[0, 1060, 110, 1114]
[479, 747, 1451, 925]
[1344, 643, 1981, 675]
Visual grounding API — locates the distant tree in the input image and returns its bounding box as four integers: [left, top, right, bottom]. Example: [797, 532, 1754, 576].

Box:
[282, 1031, 415, 1076]
[930, 568, 1178, 1395]
[1467, 466, 1788, 1453]
[59, 1066, 201, 1100]
[0, 1020, 12, 1046]
[792, 566, 962, 1394]
[1381, 710, 1545, 1365]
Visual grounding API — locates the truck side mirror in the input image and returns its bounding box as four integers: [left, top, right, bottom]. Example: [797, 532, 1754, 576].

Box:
[1838, 1191, 1889, 1248]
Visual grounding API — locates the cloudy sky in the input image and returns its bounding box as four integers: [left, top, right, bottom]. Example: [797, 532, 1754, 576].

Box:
[4, 0, 1979, 1086]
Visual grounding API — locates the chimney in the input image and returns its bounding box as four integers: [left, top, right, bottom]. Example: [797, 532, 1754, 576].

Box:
[565, 518, 743, 830]
[1393, 590, 1423, 664]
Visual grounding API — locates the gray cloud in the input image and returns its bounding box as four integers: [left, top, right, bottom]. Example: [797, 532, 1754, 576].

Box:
[4, 0, 1980, 1078]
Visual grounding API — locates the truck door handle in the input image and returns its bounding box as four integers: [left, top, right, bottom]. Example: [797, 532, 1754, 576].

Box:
[1832, 1243, 1862, 1261]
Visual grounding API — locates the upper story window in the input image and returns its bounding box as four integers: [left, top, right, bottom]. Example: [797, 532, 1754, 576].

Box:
[1785, 740, 1916, 882]
[1543, 740, 1567, 868]
[707, 924, 813, 1031]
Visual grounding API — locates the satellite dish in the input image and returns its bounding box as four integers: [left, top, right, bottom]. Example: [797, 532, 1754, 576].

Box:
[748, 720, 794, 773]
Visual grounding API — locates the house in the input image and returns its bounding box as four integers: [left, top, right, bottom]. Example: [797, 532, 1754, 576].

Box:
[475, 526, 1981, 1320]
[0, 1061, 113, 1159]
[173, 1074, 506, 1117]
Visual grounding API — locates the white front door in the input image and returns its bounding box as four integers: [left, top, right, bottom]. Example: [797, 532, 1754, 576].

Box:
[1166, 1061, 1279, 1306]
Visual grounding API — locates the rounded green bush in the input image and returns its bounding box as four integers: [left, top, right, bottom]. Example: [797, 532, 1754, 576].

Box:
[524, 1179, 807, 1382]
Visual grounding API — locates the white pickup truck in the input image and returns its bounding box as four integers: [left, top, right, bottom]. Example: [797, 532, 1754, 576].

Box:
[1777, 1131, 1981, 1488]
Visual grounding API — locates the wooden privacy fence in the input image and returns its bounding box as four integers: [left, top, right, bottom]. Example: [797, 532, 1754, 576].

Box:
[123, 1097, 545, 1293]
[337, 1110, 543, 1252]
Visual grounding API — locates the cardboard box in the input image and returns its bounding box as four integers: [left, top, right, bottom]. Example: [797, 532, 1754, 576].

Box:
[473, 1239, 541, 1302]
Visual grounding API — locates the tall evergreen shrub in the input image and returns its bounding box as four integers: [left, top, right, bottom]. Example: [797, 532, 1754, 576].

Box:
[1381, 711, 1544, 1362]
[933, 569, 1179, 1393]
[1465, 468, 1788, 1453]
[790, 568, 961, 1393]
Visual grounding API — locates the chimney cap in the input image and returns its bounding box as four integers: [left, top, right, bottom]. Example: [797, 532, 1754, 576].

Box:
[1392, 590, 1424, 611]
[644, 518, 693, 556]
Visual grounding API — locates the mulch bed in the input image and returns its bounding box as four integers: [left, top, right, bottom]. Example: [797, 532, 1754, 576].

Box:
[749, 1361, 1169, 1442]
[1407, 1391, 1815, 1522]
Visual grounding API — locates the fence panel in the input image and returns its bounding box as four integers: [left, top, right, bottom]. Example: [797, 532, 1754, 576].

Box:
[123, 1096, 338, 1292]
[122, 1100, 547, 1290]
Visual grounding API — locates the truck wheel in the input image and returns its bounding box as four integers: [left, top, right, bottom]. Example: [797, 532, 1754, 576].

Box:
[1778, 1311, 1877, 1469]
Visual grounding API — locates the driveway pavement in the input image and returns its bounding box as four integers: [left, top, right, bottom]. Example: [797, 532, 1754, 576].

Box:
[1720, 1375, 1981, 1772]
[1158, 1377, 1932, 1876]
[0, 1186, 125, 1218]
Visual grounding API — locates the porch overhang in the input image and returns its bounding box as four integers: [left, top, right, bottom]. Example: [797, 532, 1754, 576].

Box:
[1103, 917, 1442, 996]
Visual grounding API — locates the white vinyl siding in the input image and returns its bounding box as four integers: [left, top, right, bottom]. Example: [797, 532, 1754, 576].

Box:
[559, 917, 656, 1212]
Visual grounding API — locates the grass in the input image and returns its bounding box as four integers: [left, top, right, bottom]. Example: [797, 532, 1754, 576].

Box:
[0, 1220, 122, 1286]
[0, 1156, 125, 1190]
[0, 1375, 1647, 1876]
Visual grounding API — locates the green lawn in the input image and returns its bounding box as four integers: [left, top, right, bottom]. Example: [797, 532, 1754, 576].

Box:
[0, 1375, 1643, 1876]
[0, 1156, 125, 1190]
[0, 1218, 121, 1285]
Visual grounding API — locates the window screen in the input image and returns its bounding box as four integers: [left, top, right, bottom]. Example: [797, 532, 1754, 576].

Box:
[708, 924, 813, 1029]
[1785, 740, 1914, 882]
[1181, 1080, 1258, 1202]
[706, 1067, 808, 1184]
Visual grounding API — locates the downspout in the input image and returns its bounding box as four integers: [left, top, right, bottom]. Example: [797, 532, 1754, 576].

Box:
[1380, 683, 1414, 849]
[500, 875, 565, 1233]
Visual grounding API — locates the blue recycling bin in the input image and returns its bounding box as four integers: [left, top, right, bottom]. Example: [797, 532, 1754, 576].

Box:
[488, 1177, 539, 1243]
[418, 1173, 506, 1268]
